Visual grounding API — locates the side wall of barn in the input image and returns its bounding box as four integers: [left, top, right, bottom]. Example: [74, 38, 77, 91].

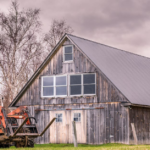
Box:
[129, 106, 150, 144]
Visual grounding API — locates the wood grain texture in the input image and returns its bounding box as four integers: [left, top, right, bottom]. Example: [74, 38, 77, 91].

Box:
[131, 123, 138, 145]
[129, 106, 150, 144]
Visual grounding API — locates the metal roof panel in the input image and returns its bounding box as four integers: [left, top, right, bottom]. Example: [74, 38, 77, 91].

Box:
[68, 34, 150, 105]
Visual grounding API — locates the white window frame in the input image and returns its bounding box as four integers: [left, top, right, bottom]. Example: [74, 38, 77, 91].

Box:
[83, 73, 96, 96]
[73, 113, 81, 122]
[55, 75, 67, 97]
[41, 75, 67, 98]
[41, 76, 54, 97]
[56, 113, 63, 123]
[63, 45, 73, 62]
[69, 73, 96, 96]
[69, 74, 82, 97]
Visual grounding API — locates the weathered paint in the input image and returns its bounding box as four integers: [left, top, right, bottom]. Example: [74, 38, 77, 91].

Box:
[129, 106, 150, 144]
[27, 102, 129, 144]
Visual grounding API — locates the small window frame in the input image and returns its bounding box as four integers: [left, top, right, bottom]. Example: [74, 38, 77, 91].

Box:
[56, 113, 63, 123]
[63, 45, 73, 62]
[73, 113, 81, 122]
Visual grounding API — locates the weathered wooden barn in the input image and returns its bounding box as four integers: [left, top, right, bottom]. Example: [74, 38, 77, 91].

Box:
[9, 34, 150, 145]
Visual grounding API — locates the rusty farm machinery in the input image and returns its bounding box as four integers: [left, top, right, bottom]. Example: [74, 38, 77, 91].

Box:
[0, 106, 55, 148]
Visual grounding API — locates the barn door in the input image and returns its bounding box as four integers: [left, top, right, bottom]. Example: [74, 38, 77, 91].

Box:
[50, 110, 86, 143]
[71, 110, 86, 143]
[50, 111, 67, 143]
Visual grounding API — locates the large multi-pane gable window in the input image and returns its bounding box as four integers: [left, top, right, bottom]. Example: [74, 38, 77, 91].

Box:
[69, 73, 96, 96]
[63, 45, 73, 62]
[42, 75, 67, 97]
[42, 73, 96, 97]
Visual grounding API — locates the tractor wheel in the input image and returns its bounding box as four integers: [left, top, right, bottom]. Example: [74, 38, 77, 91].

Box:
[15, 141, 25, 148]
[15, 142, 22, 148]
[15, 138, 34, 148]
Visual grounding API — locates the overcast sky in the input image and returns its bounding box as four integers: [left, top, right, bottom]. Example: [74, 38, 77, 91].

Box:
[1, 0, 150, 57]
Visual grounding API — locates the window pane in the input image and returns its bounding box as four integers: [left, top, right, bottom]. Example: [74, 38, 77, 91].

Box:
[70, 75, 81, 85]
[43, 77, 53, 86]
[56, 76, 66, 85]
[84, 84, 95, 94]
[65, 54, 72, 61]
[83, 74, 95, 84]
[74, 113, 81, 122]
[74, 118, 78, 121]
[56, 114, 62, 122]
[58, 118, 62, 122]
[65, 46, 72, 53]
[43, 87, 54, 96]
[56, 86, 67, 95]
[70, 85, 81, 95]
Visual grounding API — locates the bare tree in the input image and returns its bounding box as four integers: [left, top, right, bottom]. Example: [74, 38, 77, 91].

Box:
[0, 1, 43, 104]
[44, 20, 73, 52]
[0, 2, 74, 107]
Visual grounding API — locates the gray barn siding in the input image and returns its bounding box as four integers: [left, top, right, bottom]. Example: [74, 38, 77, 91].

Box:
[26, 103, 129, 144]
[129, 106, 150, 144]
[15, 38, 129, 107]
[28, 105, 50, 144]
[13, 38, 130, 144]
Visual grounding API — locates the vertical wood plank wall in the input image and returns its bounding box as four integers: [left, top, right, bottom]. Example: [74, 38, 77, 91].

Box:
[129, 106, 150, 144]
[28, 103, 129, 144]
[13, 38, 130, 144]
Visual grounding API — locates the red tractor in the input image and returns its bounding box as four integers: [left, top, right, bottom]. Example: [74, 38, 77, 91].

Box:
[0, 106, 55, 148]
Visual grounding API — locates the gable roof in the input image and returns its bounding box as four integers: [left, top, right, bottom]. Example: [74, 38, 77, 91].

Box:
[9, 33, 150, 107]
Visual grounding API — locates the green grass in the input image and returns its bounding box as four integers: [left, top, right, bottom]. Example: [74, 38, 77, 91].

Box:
[1, 143, 150, 150]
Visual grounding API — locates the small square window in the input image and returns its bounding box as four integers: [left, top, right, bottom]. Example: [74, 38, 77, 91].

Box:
[56, 114, 62, 122]
[73, 113, 81, 122]
[64, 45, 73, 62]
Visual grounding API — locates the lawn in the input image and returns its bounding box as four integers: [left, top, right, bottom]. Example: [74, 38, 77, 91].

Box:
[1, 143, 150, 150]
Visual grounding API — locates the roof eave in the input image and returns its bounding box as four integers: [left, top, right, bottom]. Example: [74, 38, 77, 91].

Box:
[122, 102, 150, 108]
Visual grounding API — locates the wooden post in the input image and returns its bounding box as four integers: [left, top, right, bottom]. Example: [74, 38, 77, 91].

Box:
[72, 121, 78, 147]
[131, 123, 138, 145]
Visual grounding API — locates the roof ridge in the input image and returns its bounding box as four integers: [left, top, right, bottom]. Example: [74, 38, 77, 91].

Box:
[67, 33, 150, 61]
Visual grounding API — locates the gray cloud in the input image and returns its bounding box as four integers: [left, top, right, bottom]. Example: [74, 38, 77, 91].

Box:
[1, 0, 150, 56]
